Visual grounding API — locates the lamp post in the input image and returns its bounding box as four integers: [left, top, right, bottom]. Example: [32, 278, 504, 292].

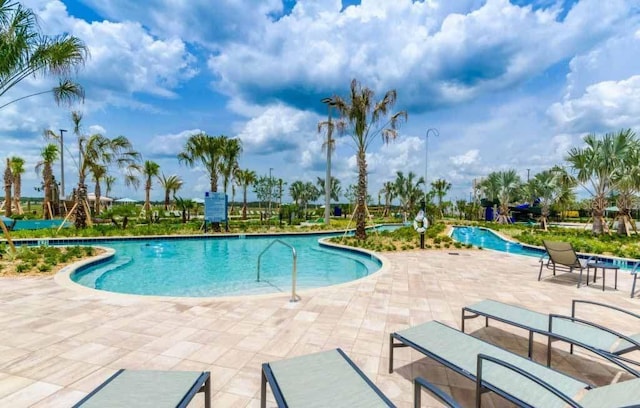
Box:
[59, 129, 67, 199]
[321, 97, 334, 226]
[424, 128, 439, 206]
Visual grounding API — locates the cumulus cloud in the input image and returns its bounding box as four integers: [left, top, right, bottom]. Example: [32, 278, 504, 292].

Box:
[235, 104, 318, 154]
[147, 129, 204, 158]
[548, 76, 640, 133]
[208, 0, 633, 112]
[450, 149, 479, 166]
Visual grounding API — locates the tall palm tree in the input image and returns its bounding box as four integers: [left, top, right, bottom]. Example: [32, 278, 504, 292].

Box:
[3, 158, 12, 217]
[289, 180, 305, 206]
[379, 181, 395, 217]
[0, 0, 88, 110]
[316, 177, 341, 204]
[529, 170, 559, 231]
[178, 133, 226, 230]
[551, 165, 577, 222]
[327, 79, 407, 239]
[318, 100, 337, 225]
[235, 169, 256, 220]
[431, 178, 451, 218]
[35, 144, 58, 219]
[566, 129, 635, 235]
[158, 174, 183, 210]
[220, 138, 243, 198]
[75, 134, 140, 228]
[9, 156, 24, 214]
[142, 160, 160, 214]
[479, 172, 501, 221]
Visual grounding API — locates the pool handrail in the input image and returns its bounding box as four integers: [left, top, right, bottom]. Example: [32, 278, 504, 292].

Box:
[256, 239, 300, 302]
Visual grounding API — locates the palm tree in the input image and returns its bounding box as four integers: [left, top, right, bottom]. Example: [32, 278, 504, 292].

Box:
[529, 170, 558, 230]
[3, 158, 12, 217]
[158, 174, 183, 210]
[610, 134, 640, 235]
[35, 144, 58, 219]
[495, 170, 522, 223]
[91, 165, 106, 215]
[566, 129, 636, 235]
[318, 100, 337, 225]
[220, 138, 243, 198]
[379, 181, 395, 217]
[289, 180, 305, 206]
[394, 171, 424, 221]
[9, 156, 24, 214]
[552, 165, 577, 222]
[178, 132, 226, 230]
[327, 79, 407, 239]
[235, 169, 256, 220]
[74, 133, 140, 228]
[0, 1, 88, 110]
[431, 178, 451, 218]
[105, 175, 116, 198]
[316, 177, 342, 210]
[479, 172, 501, 221]
[141, 160, 160, 214]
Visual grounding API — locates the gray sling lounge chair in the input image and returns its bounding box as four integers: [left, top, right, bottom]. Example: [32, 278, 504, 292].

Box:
[538, 240, 593, 287]
[261, 348, 395, 408]
[461, 299, 640, 376]
[390, 321, 640, 408]
[72, 369, 211, 408]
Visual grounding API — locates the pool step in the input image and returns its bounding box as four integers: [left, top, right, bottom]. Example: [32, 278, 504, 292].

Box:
[76, 257, 133, 287]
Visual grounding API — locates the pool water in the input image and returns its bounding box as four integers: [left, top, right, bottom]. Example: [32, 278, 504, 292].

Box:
[451, 226, 544, 257]
[451, 226, 636, 269]
[72, 234, 381, 297]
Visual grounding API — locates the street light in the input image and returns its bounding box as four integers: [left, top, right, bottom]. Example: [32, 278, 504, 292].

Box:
[321, 97, 334, 226]
[424, 128, 439, 205]
[59, 129, 67, 199]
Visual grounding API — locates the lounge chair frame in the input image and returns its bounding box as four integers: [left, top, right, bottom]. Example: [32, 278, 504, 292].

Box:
[413, 377, 462, 408]
[261, 348, 395, 408]
[72, 369, 211, 408]
[631, 262, 639, 298]
[461, 299, 640, 377]
[389, 323, 589, 408]
[538, 240, 594, 287]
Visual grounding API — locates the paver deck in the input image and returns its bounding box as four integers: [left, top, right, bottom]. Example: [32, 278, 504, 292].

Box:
[0, 249, 638, 407]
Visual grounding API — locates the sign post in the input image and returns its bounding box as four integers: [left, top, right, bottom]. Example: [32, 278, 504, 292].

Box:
[204, 192, 227, 232]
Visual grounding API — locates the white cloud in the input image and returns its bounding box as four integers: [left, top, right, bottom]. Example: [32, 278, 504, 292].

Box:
[450, 150, 479, 166]
[548, 76, 640, 133]
[208, 0, 633, 111]
[147, 129, 204, 158]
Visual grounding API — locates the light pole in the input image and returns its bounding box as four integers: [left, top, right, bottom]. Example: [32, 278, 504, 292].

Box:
[424, 128, 439, 206]
[59, 129, 67, 199]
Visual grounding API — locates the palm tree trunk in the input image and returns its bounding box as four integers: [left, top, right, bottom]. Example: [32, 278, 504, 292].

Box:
[242, 186, 248, 220]
[3, 159, 13, 217]
[164, 189, 170, 211]
[210, 175, 221, 231]
[145, 178, 151, 213]
[94, 180, 101, 215]
[592, 195, 607, 235]
[13, 174, 22, 215]
[43, 164, 51, 219]
[355, 150, 367, 239]
[75, 179, 88, 228]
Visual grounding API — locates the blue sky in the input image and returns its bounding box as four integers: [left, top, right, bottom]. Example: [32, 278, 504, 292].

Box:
[2, 0, 640, 204]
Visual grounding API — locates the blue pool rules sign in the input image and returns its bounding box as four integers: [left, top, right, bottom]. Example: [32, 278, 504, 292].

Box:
[204, 192, 227, 222]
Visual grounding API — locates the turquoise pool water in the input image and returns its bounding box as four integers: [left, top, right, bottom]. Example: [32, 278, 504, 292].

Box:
[72, 233, 381, 297]
[451, 226, 635, 269]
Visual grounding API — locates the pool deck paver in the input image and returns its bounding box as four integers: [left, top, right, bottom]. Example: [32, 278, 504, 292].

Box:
[0, 249, 639, 407]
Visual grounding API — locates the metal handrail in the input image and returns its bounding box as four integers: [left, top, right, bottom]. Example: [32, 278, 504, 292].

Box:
[257, 239, 299, 302]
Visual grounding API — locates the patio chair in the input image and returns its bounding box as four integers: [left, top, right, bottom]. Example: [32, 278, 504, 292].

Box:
[461, 299, 640, 376]
[538, 240, 593, 287]
[632, 262, 639, 298]
[389, 321, 640, 408]
[413, 377, 463, 408]
[72, 369, 211, 407]
[261, 348, 395, 408]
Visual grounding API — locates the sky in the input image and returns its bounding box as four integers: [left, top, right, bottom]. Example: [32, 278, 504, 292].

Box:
[2, 0, 640, 204]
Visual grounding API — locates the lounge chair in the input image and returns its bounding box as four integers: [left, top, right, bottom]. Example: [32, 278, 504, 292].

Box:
[632, 262, 640, 298]
[413, 377, 462, 408]
[461, 299, 640, 376]
[72, 369, 211, 407]
[538, 240, 595, 287]
[389, 321, 640, 407]
[261, 348, 395, 408]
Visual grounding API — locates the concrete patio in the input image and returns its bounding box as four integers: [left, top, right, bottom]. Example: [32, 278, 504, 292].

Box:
[0, 249, 638, 407]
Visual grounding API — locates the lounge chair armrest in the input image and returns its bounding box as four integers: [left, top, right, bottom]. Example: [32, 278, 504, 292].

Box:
[538, 253, 549, 263]
[549, 314, 640, 349]
[476, 354, 582, 408]
[572, 300, 640, 320]
[414, 377, 461, 408]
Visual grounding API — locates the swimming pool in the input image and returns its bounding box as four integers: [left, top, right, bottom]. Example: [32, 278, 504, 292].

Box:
[71, 233, 382, 297]
[451, 226, 636, 269]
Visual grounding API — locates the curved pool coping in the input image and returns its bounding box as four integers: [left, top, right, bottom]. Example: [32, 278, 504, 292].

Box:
[54, 231, 392, 302]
